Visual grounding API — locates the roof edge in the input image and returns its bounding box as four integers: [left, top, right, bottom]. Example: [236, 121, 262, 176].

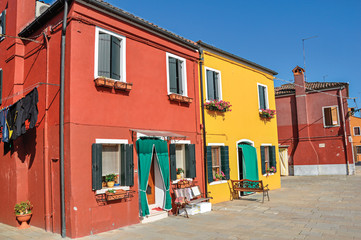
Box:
[197, 41, 278, 76]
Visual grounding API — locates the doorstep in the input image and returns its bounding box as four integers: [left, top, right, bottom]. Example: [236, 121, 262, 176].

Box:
[140, 205, 168, 224]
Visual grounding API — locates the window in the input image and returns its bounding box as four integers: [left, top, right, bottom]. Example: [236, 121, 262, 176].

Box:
[257, 83, 269, 110]
[205, 68, 222, 101]
[95, 27, 126, 81]
[356, 146, 361, 154]
[354, 127, 360, 136]
[167, 53, 187, 96]
[260, 145, 277, 174]
[323, 106, 339, 127]
[169, 143, 196, 180]
[92, 141, 134, 191]
[0, 10, 5, 41]
[206, 145, 230, 183]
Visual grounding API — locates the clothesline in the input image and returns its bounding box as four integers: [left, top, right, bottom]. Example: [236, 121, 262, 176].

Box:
[1, 82, 59, 107]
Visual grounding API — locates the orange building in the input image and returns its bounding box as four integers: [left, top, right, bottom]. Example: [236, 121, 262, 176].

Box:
[349, 108, 361, 163]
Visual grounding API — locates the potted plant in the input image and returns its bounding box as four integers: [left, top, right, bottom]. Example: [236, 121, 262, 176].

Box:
[259, 109, 276, 119]
[105, 174, 116, 187]
[176, 168, 184, 179]
[205, 100, 232, 112]
[214, 171, 226, 181]
[14, 201, 33, 229]
[269, 166, 276, 173]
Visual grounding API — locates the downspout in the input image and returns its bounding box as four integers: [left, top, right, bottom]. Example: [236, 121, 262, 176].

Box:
[198, 47, 208, 196]
[339, 87, 350, 175]
[42, 31, 52, 232]
[60, 0, 69, 238]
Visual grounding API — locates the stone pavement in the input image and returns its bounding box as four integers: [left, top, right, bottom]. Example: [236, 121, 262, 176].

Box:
[1, 166, 361, 240]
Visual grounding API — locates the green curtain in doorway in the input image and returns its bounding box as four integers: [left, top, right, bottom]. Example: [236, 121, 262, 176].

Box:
[154, 140, 172, 211]
[238, 144, 259, 181]
[136, 138, 172, 217]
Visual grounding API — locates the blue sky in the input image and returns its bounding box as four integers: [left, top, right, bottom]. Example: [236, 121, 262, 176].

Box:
[46, 0, 361, 108]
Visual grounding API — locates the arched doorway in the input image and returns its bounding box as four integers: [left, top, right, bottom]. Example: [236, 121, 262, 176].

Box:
[236, 139, 258, 181]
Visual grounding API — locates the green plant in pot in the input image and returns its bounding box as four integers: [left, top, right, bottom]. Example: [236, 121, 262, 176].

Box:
[14, 200, 33, 229]
[105, 174, 116, 188]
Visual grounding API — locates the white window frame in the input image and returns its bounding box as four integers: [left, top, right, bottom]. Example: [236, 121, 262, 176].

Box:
[94, 27, 127, 82]
[204, 67, 222, 101]
[0, 10, 5, 41]
[322, 105, 340, 128]
[166, 52, 188, 96]
[257, 83, 269, 110]
[354, 127, 360, 136]
[95, 138, 129, 194]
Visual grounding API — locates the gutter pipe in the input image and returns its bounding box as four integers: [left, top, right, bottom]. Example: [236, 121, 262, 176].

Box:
[60, 0, 69, 238]
[198, 47, 208, 196]
[339, 87, 350, 175]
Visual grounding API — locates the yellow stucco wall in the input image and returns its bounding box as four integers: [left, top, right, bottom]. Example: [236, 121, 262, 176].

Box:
[350, 114, 361, 162]
[202, 50, 281, 204]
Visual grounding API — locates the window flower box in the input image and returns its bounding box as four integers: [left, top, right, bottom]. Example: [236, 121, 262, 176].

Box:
[205, 100, 232, 112]
[105, 189, 135, 201]
[114, 81, 133, 91]
[259, 109, 276, 119]
[168, 94, 193, 104]
[94, 77, 115, 88]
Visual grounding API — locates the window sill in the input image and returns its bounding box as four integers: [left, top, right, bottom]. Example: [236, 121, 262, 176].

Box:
[263, 173, 275, 176]
[168, 94, 192, 104]
[209, 180, 227, 185]
[96, 186, 130, 195]
[324, 125, 340, 128]
[172, 178, 193, 184]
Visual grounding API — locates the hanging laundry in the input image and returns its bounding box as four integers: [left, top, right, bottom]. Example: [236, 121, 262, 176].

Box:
[7, 88, 39, 141]
[0, 108, 9, 142]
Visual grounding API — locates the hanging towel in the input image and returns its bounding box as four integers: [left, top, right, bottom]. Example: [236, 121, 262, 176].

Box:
[0, 109, 9, 142]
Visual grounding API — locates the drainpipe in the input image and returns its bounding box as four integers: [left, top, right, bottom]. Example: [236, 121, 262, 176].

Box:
[198, 47, 208, 196]
[42, 31, 52, 232]
[60, 0, 69, 238]
[339, 87, 350, 175]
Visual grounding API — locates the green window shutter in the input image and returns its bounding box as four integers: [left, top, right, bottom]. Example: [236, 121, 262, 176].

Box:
[258, 85, 266, 109]
[206, 146, 213, 183]
[120, 145, 126, 186]
[111, 36, 121, 80]
[1, 10, 5, 37]
[92, 143, 103, 190]
[169, 57, 177, 93]
[0, 69, 2, 105]
[206, 70, 214, 100]
[213, 72, 219, 100]
[98, 33, 111, 78]
[260, 146, 266, 175]
[220, 146, 230, 180]
[169, 144, 177, 181]
[176, 59, 183, 94]
[269, 146, 276, 173]
[126, 144, 134, 186]
[185, 144, 196, 178]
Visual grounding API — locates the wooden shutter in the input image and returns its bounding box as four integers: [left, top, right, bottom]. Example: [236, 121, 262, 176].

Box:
[98, 33, 111, 78]
[185, 144, 196, 178]
[169, 144, 177, 181]
[1, 10, 5, 36]
[92, 144, 103, 190]
[0, 69, 2, 105]
[111, 36, 121, 80]
[169, 57, 177, 93]
[120, 145, 126, 186]
[258, 85, 266, 109]
[220, 146, 230, 180]
[177, 59, 183, 94]
[269, 146, 276, 173]
[126, 144, 134, 186]
[206, 70, 214, 100]
[331, 107, 339, 125]
[260, 146, 266, 174]
[206, 146, 213, 183]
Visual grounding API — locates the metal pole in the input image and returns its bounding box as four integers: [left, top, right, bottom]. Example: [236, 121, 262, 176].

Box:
[60, 0, 68, 238]
[339, 87, 350, 175]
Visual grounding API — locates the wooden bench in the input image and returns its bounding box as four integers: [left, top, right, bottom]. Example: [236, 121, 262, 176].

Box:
[231, 179, 270, 203]
[173, 182, 212, 218]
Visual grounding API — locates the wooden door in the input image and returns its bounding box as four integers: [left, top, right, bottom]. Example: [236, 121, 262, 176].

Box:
[147, 159, 155, 205]
[279, 148, 289, 176]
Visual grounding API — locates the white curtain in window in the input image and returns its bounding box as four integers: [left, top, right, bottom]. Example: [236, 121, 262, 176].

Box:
[102, 145, 120, 176]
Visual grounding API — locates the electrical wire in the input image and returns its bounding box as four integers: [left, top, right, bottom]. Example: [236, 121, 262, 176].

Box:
[274, 77, 356, 100]
[0, 34, 43, 44]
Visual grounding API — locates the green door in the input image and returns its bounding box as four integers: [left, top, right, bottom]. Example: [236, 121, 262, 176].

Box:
[238, 144, 259, 181]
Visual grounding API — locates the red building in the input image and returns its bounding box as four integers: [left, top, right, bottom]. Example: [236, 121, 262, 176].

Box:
[0, 0, 203, 238]
[275, 66, 355, 176]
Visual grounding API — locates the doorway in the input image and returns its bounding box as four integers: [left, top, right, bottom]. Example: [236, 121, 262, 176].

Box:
[238, 143, 259, 181]
[147, 158, 155, 205]
[279, 147, 289, 176]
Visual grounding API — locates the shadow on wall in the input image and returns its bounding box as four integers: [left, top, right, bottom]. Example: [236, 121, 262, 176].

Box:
[11, 128, 37, 169]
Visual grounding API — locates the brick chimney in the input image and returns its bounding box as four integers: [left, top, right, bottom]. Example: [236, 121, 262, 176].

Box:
[293, 66, 306, 96]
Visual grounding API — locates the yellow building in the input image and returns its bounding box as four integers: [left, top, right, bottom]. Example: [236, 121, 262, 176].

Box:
[349, 108, 361, 163]
[198, 41, 281, 204]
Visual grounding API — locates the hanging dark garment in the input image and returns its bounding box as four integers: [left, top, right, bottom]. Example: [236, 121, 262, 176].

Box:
[0, 108, 9, 142]
[7, 101, 21, 140]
